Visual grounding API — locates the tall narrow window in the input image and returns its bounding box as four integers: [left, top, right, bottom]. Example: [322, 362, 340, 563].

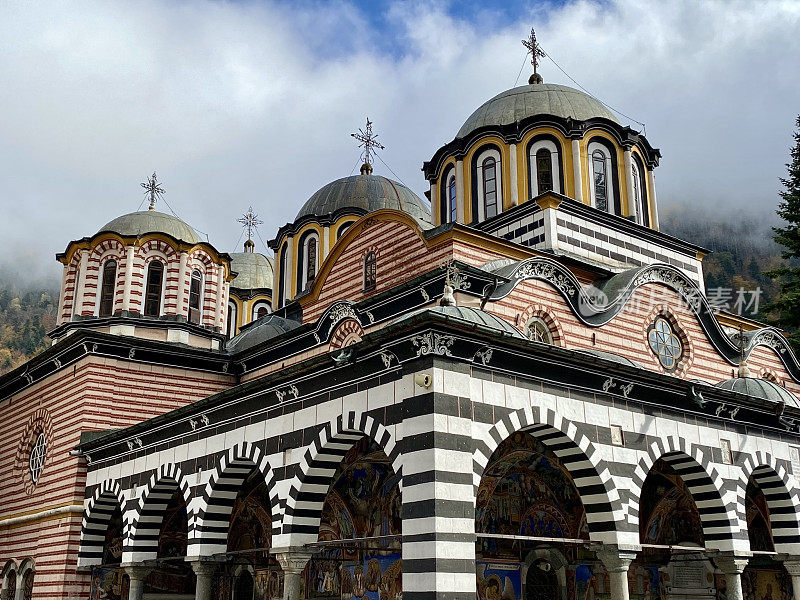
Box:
[363, 251, 376, 292]
[482, 157, 498, 219]
[631, 160, 641, 223]
[536, 148, 553, 193]
[592, 149, 608, 212]
[188, 270, 202, 324]
[447, 173, 457, 223]
[306, 237, 317, 287]
[227, 302, 237, 338]
[72, 266, 81, 317]
[99, 260, 117, 317]
[144, 261, 163, 317]
[632, 156, 649, 226]
[22, 570, 34, 600]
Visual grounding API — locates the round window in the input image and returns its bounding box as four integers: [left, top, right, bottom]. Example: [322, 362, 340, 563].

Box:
[29, 433, 47, 483]
[526, 318, 553, 344]
[647, 316, 683, 371]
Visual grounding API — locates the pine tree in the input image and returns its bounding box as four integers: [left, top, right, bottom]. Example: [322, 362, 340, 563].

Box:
[767, 116, 800, 350]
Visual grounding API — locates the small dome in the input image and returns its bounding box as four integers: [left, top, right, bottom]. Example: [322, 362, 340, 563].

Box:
[98, 211, 201, 244]
[457, 83, 619, 140]
[296, 173, 432, 227]
[227, 314, 300, 353]
[715, 377, 800, 408]
[394, 305, 525, 339]
[230, 252, 274, 290]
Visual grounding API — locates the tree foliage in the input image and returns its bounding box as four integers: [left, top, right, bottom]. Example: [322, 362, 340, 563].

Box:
[0, 269, 58, 375]
[766, 116, 800, 350]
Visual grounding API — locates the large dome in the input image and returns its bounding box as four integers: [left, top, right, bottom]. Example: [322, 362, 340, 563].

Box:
[296, 172, 432, 226]
[98, 211, 201, 244]
[715, 377, 800, 409]
[230, 251, 274, 290]
[457, 83, 619, 140]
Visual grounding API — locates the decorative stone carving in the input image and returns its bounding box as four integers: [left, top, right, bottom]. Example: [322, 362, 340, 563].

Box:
[515, 260, 577, 297]
[413, 332, 454, 357]
[328, 302, 357, 325]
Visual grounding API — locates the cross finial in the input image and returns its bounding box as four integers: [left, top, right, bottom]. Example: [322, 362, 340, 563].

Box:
[522, 28, 546, 84]
[141, 172, 165, 211]
[351, 118, 385, 174]
[237, 206, 263, 244]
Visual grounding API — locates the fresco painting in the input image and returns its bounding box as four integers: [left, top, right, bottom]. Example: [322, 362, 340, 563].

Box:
[89, 567, 128, 600]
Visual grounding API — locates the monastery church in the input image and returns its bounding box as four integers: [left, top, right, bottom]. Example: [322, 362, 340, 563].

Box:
[2, 32, 800, 600]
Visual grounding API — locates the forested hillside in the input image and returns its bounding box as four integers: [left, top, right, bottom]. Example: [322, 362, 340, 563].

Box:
[660, 205, 785, 321]
[0, 267, 58, 375]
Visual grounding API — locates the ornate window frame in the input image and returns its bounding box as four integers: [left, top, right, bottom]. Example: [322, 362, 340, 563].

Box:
[252, 300, 271, 321]
[587, 139, 619, 215]
[475, 147, 503, 222]
[98, 259, 118, 317]
[646, 314, 685, 373]
[144, 259, 165, 317]
[528, 137, 562, 197]
[188, 269, 204, 324]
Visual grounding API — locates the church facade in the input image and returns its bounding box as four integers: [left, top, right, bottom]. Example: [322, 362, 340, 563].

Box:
[3, 49, 800, 600]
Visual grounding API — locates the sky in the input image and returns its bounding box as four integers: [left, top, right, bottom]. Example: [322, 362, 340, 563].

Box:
[1, 0, 799, 282]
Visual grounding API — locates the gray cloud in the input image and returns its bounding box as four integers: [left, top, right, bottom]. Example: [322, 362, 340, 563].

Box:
[1, 0, 798, 280]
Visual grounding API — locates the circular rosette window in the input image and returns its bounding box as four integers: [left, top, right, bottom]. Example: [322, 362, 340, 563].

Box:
[647, 316, 683, 372]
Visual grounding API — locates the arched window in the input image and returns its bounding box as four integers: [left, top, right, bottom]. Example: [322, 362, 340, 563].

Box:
[99, 260, 117, 317]
[144, 260, 164, 317]
[188, 269, 202, 324]
[587, 140, 617, 214]
[4, 569, 16, 600]
[278, 243, 287, 308]
[526, 317, 553, 344]
[632, 155, 650, 226]
[447, 172, 457, 223]
[226, 302, 237, 338]
[337, 221, 355, 239]
[298, 233, 319, 292]
[482, 157, 498, 219]
[252, 301, 271, 321]
[22, 570, 34, 600]
[535, 148, 553, 193]
[363, 251, 376, 292]
[474, 147, 503, 222]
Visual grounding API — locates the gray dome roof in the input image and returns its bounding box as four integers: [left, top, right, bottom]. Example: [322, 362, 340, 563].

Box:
[296, 173, 432, 226]
[227, 314, 300, 353]
[715, 377, 800, 408]
[457, 83, 619, 140]
[395, 305, 525, 339]
[99, 211, 201, 244]
[230, 252, 274, 290]
[576, 348, 642, 368]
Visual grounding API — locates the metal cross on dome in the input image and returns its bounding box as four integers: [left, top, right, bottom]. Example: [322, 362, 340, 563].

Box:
[522, 28, 546, 76]
[351, 118, 385, 166]
[141, 172, 165, 211]
[237, 206, 263, 241]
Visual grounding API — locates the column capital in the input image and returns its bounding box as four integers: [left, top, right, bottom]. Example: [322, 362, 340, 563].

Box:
[275, 550, 313, 574]
[783, 558, 800, 577]
[595, 545, 639, 572]
[715, 554, 750, 575]
[189, 559, 220, 577]
[121, 563, 151, 581]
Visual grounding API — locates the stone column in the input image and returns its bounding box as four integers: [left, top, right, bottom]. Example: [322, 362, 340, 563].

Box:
[402, 389, 477, 599]
[123, 564, 151, 600]
[716, 555, 749, 600]
[509, 143, 519, 206]
[455, 159, 465, 224]
[571, 138, 583, 203]
[175, 251, 189, 318]
[783, 559, 800, 600]
[276, 551, 312, 600]
[76, 249, 90, 316]
[191, 560, 219, 600]
[214, 265, 225, 331]
[623, 148, 636, 221]
[646, 169, 659, 229]
[597, 546, 638, 600]
[122, 245, 136, 313]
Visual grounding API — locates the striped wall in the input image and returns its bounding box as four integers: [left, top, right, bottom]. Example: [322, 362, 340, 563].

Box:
[79, 365, 800, 599]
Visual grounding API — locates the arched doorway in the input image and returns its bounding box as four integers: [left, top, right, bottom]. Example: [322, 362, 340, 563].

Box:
[233, 569, 254, 599]
[144, 488, 196, 595]
[476, 432, 595, 600]
[306, 437, 402, 599]
[90, 503, 128, 600]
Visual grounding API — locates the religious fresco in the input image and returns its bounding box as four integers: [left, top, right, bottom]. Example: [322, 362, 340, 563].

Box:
[304, 437, 402, 599]
[476, 561, 522, 600]
[476, 432, 588, 562]
[89, 567, 128, 600]
[742, 566, 793, 600]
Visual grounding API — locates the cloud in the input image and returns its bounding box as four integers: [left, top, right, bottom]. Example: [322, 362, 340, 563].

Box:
[0, 0, 798, 279]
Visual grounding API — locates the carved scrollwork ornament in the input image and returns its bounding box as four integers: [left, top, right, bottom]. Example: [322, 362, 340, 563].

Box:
[413, 332, 454, 357]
